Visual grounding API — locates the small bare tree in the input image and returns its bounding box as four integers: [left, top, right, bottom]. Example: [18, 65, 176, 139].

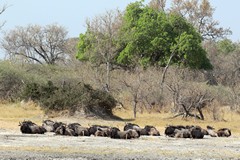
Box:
[82, 9, 123, 90]
[169, 0, 231, 40]
[1, 24, 69, 65]
[121, 68, 154, 119]
[166, 81, 213, 120]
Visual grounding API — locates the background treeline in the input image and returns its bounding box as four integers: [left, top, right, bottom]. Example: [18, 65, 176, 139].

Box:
[0, 0, 239, 120]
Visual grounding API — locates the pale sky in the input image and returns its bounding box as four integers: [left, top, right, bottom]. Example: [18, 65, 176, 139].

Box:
[0, 0, 239, 42]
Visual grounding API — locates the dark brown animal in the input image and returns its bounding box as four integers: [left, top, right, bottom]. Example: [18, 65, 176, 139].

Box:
[217, 128, 231, 137]
[19, 120, 46, 134]
[190, 126, 204, 139]
[143, 125, 160, 136]
[165, 125, 177, 137]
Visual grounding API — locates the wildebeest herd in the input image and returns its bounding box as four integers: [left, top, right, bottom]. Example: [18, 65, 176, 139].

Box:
[18, 120, 231, 139]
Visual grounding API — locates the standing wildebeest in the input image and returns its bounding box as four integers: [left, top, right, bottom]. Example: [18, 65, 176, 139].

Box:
[217, 128, 231, 137]
[19, 120, 46, 134]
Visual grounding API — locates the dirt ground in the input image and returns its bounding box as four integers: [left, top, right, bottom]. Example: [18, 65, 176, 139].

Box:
[0, 128, 240, 160]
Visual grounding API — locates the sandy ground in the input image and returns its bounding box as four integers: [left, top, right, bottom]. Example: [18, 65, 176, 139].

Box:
[0, 129, 240, 160]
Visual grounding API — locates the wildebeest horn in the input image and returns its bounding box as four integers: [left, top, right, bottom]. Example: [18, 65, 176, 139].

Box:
[18, 122, 22, 126]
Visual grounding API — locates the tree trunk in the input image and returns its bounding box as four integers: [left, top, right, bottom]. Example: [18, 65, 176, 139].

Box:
[133, 100, 137, 119]
[106, 61, 110, 92]
[197, 107, 204, 120]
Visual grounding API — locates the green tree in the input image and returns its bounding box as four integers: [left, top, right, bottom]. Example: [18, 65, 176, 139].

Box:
[117, 1, 212, 69]
[217, 38, 236, 54]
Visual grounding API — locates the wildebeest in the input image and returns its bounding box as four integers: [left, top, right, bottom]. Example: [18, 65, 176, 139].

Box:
[42, 120, 65, 132]
[164, 125, 177, 137]
[217, 128, 231, 137]
[141, 125, 160, 136]
[174, 129, 192, 138]
[88, 125, 111, 137]
[19, 120, 46, 134]
[165, 125, 205, 138]
[111, 127, 140, 139]
[42, 120, 55, 132]
[206, 126, 218, 137]
[55, 124, 75, 136]
[123, 123, 141, 132]
[190, 126, 204, 139]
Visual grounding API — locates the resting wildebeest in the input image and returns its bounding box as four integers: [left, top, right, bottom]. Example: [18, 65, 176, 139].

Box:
[89, 125, 111, 137]
[217, 128, 231, 137]
[111, 128, 140, 139]
[190, 126, 204, 139]
[165, 125, 205, 138]
[206, 126, 218, 137]
[42, 120, 65, 132]
[42, 120, 55, 132]
[55, 124, 75, 136]
[123, 123, 141, 132]
[174, 129, 191, 138]
[19, 120, 46, 134]
[164, 125, 177, 137]
[140, 125, 160, 136]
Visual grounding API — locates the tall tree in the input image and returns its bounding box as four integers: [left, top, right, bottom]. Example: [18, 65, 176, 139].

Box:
[169, 0, 231, 40]
[1, 24, 69, 65]
[117, 1, 212, 69]
[77, 10, 123, 90]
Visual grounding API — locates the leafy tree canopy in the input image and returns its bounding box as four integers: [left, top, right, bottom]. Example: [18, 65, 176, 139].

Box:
[77, 1, 212, 70]
[117, 1, 212, 69]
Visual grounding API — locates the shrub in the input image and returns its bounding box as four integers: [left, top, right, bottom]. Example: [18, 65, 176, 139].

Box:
[21, 80, 117, 117]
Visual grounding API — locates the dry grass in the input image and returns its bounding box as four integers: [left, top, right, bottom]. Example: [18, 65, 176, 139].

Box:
[0, 101, 240, 136]
[0, 101, 44, 130]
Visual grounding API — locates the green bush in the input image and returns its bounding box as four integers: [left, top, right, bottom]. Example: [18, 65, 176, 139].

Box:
[0, 62, 117, 117]
[22, 80, 117, 117]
